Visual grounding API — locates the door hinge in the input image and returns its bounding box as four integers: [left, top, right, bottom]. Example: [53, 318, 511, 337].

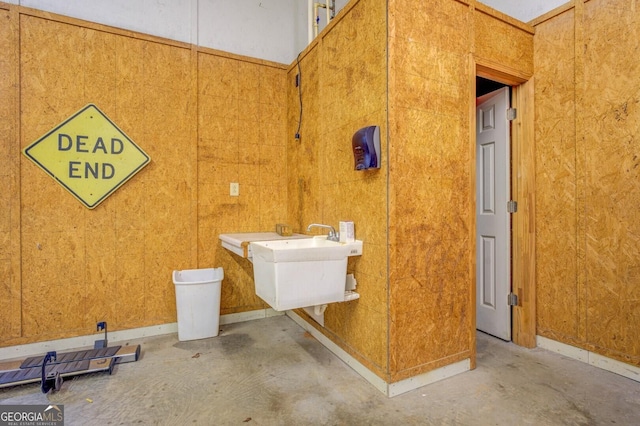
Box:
[508, 293, 519, 306]
[507, 108, 517, 121]
[507, 200, 518, 213]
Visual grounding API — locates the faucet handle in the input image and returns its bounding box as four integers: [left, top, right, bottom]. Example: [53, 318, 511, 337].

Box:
[307, 223, 340, 242]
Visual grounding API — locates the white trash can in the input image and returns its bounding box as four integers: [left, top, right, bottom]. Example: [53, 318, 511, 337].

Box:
[172, 267, 224, 341]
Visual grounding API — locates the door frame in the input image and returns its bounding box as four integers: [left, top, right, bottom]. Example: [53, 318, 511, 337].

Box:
[470, 58, 536, 352]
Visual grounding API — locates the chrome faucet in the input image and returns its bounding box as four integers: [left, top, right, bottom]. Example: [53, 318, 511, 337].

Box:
[307, 223, 340, 242]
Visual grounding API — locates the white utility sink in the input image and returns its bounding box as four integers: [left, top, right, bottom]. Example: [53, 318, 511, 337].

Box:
[250, 237, 362, 262]
[250, 237, 363, 311]
[219, 232, 309, 259]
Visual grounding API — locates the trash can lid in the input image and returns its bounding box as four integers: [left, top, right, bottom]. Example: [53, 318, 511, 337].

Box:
[172, 267, 224, 285]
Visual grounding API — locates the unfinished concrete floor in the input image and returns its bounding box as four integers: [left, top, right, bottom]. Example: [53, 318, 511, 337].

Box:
[1, 314, 639, 425]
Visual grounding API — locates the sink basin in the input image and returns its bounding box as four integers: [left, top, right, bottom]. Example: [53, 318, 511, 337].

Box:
[219, 232, 309, 259]
[250, 237, 362, 311]
[250, 237, 351, 262]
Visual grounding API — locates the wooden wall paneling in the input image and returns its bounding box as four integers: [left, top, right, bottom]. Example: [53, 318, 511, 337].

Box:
[473, 5, 534, 79]
[12, 7, 197, 342]
[582, 0, 640, 363]
[0, 3, 295, 346]
[188, 46, 199, 275]
[113, 36, 148, 329]
[574, 0, 587, 347]
[388, 0, 474, 382]
[317, 0, 389, 378]
[114, 206, 147, 328]
[139, 42, 194, 324]
[197, 49, 289, 316]
[0, 5, 22, 342]
[198, 50, 243, 277]
[82, 27, 119, 330]
[287, 0, 390, 380]
[20, 15, 89, 340]
[258, 69, 288, 262]
[533, 0, 640, 367]
[257, 65, 288, 231]
[533, 7, 579, 341]
[286, 46, 321, 234]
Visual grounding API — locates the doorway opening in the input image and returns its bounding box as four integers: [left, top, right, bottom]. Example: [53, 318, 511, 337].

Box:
[475, 78, 512, 341]
[477, 76, 508, 98]
[472, 66, 536, 350]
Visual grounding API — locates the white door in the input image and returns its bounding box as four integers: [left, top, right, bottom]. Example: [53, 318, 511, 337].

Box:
[476, 87, 511, 341]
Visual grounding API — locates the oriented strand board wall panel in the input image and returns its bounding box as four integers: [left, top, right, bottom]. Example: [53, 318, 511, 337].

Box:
[388, 0, 534, 382]
[474, 5, 534, 79]
[319, 0, 388, 375]
[0, 6, 21, 341]
[17, 13, 197, 343]
[534, 0, 640, 367]
[582, 0, 640, 362]
[534, 9, 579, 340]
[287, 0, 389, 379]
[388, 0, 473, 382]
[287, 45, 321, 235]
[0, 7, 198, 345]
[198, 50, 289, 315]
[0, 5, 288, 347]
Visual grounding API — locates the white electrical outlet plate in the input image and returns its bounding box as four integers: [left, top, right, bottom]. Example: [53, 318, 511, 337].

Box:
[230, 182, 239, 196]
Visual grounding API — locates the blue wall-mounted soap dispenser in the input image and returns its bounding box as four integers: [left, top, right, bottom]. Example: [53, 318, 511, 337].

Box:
[352, 125, 381, 170]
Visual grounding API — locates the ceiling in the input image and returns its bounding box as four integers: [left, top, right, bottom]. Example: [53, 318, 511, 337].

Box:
[478, 0, 568, 22]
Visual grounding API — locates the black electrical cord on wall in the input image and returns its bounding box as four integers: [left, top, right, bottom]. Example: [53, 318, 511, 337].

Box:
[295, 51, 302, 140]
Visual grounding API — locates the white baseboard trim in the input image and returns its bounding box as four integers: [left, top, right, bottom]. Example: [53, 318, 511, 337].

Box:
[537, 335, 640, 383]
[0, 323, 178, 361]
[286, 310, 470, 397]
[0, 308, 284, 362]
[287, 310, 389, 394]
[388, 358, 471, 397]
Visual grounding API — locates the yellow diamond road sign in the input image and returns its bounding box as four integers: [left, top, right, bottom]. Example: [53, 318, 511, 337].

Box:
[23, 104, 150, 209]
